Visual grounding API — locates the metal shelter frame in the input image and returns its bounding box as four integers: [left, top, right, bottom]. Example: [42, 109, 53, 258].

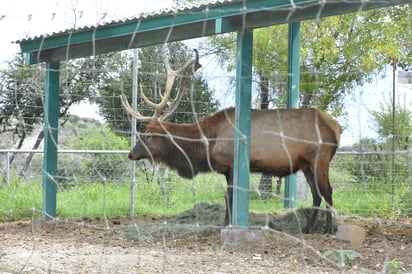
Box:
[17, 0, 409, 227]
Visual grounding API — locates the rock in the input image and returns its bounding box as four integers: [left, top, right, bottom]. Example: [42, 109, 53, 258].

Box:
[221, 228, 264, 246]
[335, 224, 366, 245]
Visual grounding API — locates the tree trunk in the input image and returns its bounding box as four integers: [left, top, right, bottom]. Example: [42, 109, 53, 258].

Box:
[22, 130, 44, 175]
[260, 69, 269, 110]
[301, 93, 312, 108]
[259, 172, 273, 197]
[258, 69, 273, 197]
[2, 132, 25, 185]
[275, 177, 282, 195]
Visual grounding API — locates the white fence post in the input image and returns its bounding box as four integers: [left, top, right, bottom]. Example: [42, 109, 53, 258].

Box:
[6, 152, 10, 186]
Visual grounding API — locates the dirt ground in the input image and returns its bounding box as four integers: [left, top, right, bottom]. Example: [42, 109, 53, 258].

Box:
[0, 204, 411, 273]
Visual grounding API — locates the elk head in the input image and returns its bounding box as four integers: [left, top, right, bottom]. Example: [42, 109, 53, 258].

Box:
[120, 49, 201, 163]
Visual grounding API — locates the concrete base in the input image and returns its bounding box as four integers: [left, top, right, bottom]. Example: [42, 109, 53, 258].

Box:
[220, 228, 265, 246]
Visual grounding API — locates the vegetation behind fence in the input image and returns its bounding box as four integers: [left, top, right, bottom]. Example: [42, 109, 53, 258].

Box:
[1, 145, 410, 221]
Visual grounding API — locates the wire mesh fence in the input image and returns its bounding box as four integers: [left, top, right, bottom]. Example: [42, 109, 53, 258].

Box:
[1, 148, 410, 219]
[1, 61, 411, 273]
[0, 146, 411, 272]
[1, 0, 411, 273]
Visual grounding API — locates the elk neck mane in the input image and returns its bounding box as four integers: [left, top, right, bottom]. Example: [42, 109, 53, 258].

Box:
[145, 111, 228, 178]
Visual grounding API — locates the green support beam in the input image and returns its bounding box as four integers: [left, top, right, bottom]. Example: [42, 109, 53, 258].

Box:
[42, 62, 60, 219]
[232, 29, 253, 228]
[18, 0, 409, 64]
[284, 22, 301, 208]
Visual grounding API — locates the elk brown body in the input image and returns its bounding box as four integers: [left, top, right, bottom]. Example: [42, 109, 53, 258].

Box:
[129, 107, 341, 233]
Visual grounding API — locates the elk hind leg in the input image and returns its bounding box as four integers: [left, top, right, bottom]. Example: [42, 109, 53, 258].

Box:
[304, 165, 334, 234]
[303, 168, 321, 233]
[224, 171, 233, 226]
[321, 170, 333, 234]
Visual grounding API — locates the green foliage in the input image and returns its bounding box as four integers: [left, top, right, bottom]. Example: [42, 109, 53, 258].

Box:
[340, 138, 390, 180]
[387, 259, 407, 274]
[71, 126, 129, 150]
[335, 104, 412, 216]
[55, 172, 225, 219]
[337, 141, 410, 216]
[0, 54, 108, 137]
[209, 5, 411, 116]
[340, 100, 411, 213]
[301, 6, 410, 114]
[0, 164, 409, 221]
[57, 183, 131, 218]
[97, 42, 219, 135]
[67, 126, 130, 182]
[0, 54, 112, 178]
[0, 55, 43, 136]
[57, 153, 85, 186]
[333, 178, 408, 217]
[323, 248, 364, 268]
[371, 103, 412, 150]
[0, 177, 42, 220]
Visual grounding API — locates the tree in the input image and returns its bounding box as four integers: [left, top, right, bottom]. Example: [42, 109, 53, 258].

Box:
[208, 5, 411, 195]
[0, 54, 107, 178]
[341, 138, 388, 180]
[97, 42, 219, 135]
[371, 103, 412, 150]
[342, 103, 411, 182]
[68, 125, 131, 183]
[209, 5, 411, 114]
[299, 6, 410, 114]
[342, 104, 411, 216]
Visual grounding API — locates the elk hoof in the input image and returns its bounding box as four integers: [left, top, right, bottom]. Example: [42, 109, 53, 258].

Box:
[303, 226, 311, 234]
[324, 225, 333, 234]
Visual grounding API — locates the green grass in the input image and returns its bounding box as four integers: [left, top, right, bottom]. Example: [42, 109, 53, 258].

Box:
[333, 180, 411, 217]
[0, 169, 410, 221]
[0, 177, 42, 220]
[57, 175, 227, 218]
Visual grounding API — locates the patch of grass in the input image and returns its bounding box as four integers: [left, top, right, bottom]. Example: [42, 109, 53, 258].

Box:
[387, 259, 407, 274]
[332, 178, 409, 217]
[58, 183, 131, 218]
[248, 180, 286, 212]
[55, 173, 227, 219]
[0, 169, 409, 221]
[323, 248, 364, 268]
[0, 177, 42, 220]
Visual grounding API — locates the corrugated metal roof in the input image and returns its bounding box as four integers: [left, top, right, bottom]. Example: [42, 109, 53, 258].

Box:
[18, 0, 410, 64]
[16, 0, 235, 43]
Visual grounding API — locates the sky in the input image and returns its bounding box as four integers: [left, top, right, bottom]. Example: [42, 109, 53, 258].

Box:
[1, 0, 411, 146]
[0, 0, 173, 63]
[0, 0, 174, 120]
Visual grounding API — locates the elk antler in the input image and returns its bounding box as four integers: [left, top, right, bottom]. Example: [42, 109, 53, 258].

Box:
[121, 49, 201, 123]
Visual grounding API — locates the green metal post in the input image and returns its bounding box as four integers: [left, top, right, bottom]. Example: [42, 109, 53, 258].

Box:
[284, 22, 301, 208]
[43, 62, 60, 219]
[232, 29, 253, 228]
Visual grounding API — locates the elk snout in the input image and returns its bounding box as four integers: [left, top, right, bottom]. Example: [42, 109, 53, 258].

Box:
[128, 152, 137, 160]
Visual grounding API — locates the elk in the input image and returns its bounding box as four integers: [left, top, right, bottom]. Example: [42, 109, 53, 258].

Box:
[121, 50, 342, 234]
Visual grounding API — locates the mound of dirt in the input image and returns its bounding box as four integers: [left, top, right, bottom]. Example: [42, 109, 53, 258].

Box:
[128, 203, 339, 239]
